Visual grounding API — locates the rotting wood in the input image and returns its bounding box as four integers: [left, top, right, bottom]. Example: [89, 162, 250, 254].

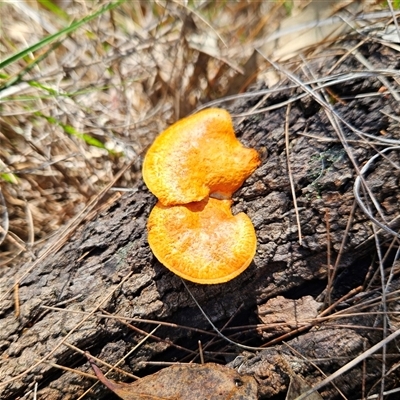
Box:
[0, 39, 399, 400]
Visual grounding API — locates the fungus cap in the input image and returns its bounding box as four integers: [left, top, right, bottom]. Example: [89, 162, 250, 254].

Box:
[147, 198, 257, 284]
[142, 108, 260, 206]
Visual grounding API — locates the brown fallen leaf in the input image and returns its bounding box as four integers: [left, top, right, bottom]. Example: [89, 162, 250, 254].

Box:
[88, 356, 257, 400]
[258, 296, 322, 339]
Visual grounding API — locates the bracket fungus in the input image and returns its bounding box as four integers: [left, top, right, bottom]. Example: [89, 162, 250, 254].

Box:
[142, 108, 260, 206]
[147, 198, 257, 284]
[143, 108, 260, 284]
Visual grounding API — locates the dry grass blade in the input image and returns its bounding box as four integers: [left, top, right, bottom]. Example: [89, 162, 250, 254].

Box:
[354, 147, 400, 238]
[284, 102, 303, 245]
[182, 279, 268, 352]
[0, 187, 9, 247]
[294, 328, 400, 400]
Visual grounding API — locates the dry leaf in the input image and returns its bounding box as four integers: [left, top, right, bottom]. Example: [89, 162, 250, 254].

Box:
[260, 0, 364, 60]
[286, 372, 323, 400]
[258, 296, 322, 339]
[90, 358, 257, 400]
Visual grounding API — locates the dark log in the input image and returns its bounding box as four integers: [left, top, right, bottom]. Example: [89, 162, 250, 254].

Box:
[1, 39, 399, 400]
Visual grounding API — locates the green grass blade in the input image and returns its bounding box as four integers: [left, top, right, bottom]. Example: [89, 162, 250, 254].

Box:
[1, 41, 61, 91]
[35, 112, 109, 151]
[28, 80, 59, 96]
[37, 0, 70, 20]
[0, 173, 19, 184]
[0, 0, 125, 70]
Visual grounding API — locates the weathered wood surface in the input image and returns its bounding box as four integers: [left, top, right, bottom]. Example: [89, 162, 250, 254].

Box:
[1, 40, 399, 400]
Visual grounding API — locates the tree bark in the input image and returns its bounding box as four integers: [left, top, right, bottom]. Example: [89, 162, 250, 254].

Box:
[1, 39, 399, 400]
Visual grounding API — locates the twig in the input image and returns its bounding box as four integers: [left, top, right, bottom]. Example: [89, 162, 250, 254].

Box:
[294, 328, 400, 400]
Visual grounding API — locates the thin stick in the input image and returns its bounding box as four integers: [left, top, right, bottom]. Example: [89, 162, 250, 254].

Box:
[324, 208, 333, 307]
[284, 102, 302, 244]
[13, 284, 20, 318]
[198, 341, 205, 365]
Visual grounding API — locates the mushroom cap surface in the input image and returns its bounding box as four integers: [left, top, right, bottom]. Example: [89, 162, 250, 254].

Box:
[142, 108, 260, 205]
[147, 198, 257, 284]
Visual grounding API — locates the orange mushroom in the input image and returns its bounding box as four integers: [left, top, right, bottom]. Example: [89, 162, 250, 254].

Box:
[142, 108, 260, 206]
[147, 198, 257, 284]
[143, 108, 260, 284]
